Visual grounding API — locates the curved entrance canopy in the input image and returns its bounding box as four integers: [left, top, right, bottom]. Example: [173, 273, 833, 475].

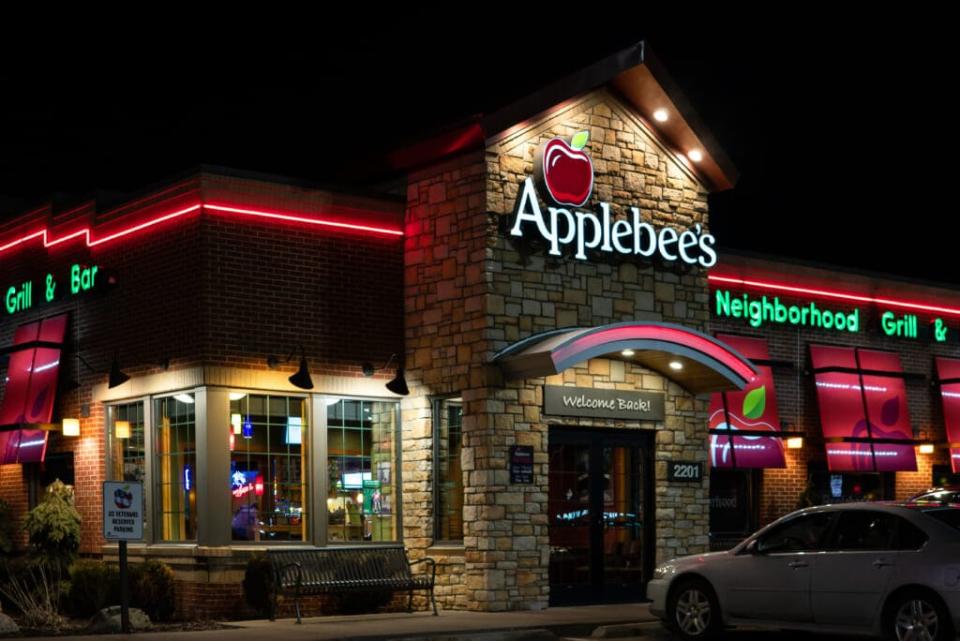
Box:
[493, 322, 757, 394]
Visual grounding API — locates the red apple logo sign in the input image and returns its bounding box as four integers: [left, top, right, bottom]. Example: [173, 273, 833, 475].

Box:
[534, 131, 593, 207]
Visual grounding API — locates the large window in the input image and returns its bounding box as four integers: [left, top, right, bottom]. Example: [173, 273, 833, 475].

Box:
[326, 399, 398, 542]
[434, 397, 463, 542]
[108, 402, 145, 483]
[229, 394, 308, 542]
[154, 394, 197, 541]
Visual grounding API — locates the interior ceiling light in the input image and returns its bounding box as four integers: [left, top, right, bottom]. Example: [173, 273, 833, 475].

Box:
[229, 392, 247, 401]
[653, 108, 669, 122]
[174, 393, 195, 404]
[669, 360, 684, 371]
[687, 149, 703, 162]
[114, 420, 131, 439]
[621, 349, 636, 357]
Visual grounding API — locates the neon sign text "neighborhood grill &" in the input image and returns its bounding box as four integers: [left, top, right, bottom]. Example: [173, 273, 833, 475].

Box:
[509, 176, 717, 266]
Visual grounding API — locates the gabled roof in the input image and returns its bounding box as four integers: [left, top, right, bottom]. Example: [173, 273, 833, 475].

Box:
[389, 41, 737, 191]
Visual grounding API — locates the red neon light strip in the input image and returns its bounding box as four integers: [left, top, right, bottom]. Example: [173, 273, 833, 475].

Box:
[709, 274, 960, 318]
[0, 203, 403, 259]
[204, 204, 404, 236]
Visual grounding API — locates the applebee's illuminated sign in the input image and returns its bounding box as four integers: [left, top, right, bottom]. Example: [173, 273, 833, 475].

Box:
[509, 131, 717, 267]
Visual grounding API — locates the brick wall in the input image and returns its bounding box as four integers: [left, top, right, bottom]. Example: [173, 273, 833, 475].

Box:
[0, 172, 403, 555]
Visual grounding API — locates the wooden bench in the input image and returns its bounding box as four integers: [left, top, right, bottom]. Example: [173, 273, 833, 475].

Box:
[268, 547, 437, 623]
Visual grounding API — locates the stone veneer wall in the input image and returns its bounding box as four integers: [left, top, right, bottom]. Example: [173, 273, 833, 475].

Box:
[404, 87, 714, 611]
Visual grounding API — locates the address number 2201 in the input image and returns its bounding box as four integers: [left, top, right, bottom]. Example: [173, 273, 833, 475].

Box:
[668, 462, 702, 482]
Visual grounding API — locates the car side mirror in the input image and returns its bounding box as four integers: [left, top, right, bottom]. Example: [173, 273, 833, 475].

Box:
[742, 539, 759, 555]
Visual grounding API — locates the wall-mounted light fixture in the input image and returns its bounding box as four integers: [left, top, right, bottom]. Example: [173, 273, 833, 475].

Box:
[362, 353, 409, 396]
[108, 353, 130, 389]
[786, 437, 804, 450]
[919, 443, 935, 455]
[62, 418, 80, 437]
[267, 346, 314, 390]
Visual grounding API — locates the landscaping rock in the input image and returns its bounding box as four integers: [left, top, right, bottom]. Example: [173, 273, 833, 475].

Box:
[87, 606, 151, 633]
[0, 613, 19, 635]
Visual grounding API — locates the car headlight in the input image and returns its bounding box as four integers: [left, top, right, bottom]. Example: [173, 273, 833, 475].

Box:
[652, 563, 675, 580]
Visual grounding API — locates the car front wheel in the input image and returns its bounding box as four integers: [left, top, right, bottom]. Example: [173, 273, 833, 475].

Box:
[887, 590, 951, 641]
[666, 578, 721, 640]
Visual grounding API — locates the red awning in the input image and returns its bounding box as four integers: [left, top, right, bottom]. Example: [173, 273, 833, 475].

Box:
[0, 314, 68, 464]
[810, 344, 917, 472]
[709, 334, 785, 469]
[935, 357, 960, 474]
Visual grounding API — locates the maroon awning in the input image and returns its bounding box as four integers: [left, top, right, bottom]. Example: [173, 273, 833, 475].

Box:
[709, 334, 785, 469]
[0, 314, 68, 464]
[935, 357, 960, 474]
[810, 344, 916, 473]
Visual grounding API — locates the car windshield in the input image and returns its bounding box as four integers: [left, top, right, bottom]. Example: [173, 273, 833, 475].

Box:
[917, 505, 960, 534]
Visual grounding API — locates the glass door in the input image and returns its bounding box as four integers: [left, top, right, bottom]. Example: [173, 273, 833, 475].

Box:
[549, 429, 653, 605]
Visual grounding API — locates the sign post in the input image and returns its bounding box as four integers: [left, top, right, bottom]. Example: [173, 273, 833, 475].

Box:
[103, 481, 143, 633]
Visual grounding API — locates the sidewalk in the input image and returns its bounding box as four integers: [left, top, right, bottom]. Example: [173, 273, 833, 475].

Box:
[28, 603, 656, 641]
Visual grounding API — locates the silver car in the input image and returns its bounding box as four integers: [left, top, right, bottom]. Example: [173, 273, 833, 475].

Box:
[648, 503, 960, 640]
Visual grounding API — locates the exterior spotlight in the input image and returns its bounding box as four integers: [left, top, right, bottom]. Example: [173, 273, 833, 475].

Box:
[363, 354, 409, 395]
[653, 108, 668, 122]
[386, 365, 409, 396]
[289, 348, 314, 390]
[687, 149, 703, 163]
[108, 353, 130, 388]
[787, 437, 804, 450]
[62, 418, 80, 437]
[669, 360, 683, 371]
[268, 346, 314, 389]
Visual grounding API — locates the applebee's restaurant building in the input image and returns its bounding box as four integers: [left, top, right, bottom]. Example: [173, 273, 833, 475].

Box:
[1, 42, 766, 617]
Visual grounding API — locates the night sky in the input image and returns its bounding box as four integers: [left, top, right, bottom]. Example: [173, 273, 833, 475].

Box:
[1, 15, 954, 284]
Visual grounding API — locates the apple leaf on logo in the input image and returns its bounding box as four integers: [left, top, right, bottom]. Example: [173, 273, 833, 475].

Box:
[570, 130, 590, 151]
[742, 385, 766, 420]
[881, 396, 900, 426]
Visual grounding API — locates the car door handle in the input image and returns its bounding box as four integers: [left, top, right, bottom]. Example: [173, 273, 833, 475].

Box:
[873, 560, 894, 568]
[787, 561, 809, 568]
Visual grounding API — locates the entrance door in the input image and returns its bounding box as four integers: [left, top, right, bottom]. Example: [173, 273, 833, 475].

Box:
[548, 428, 654, 605]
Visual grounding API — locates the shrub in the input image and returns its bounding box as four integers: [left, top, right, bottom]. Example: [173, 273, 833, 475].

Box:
[67, 558, 176, 621]
[0, 559, 64, 630]
[24, 480, 81, 570]
[242, 554, 276, 619]
[131, 559, 176, 622]
[67, 559, 119, 618]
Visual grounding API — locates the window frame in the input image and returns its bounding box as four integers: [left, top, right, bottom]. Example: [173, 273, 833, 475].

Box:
[227, 390, 313, 545]
[152, 390, 200, 543]
[104, 397, 152, 543]
[321, 394, 403, 546]
[431, 394, 464, 545]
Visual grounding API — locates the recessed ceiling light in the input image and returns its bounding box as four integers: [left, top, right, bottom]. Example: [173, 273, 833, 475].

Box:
[653, 109, 669, 122]
[687, 149, 703, 162]
[621, 349, 635, 357]
[174, 393, 195, 404]
[229, 392, 247, 401]
[669, 360, 683, 371]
